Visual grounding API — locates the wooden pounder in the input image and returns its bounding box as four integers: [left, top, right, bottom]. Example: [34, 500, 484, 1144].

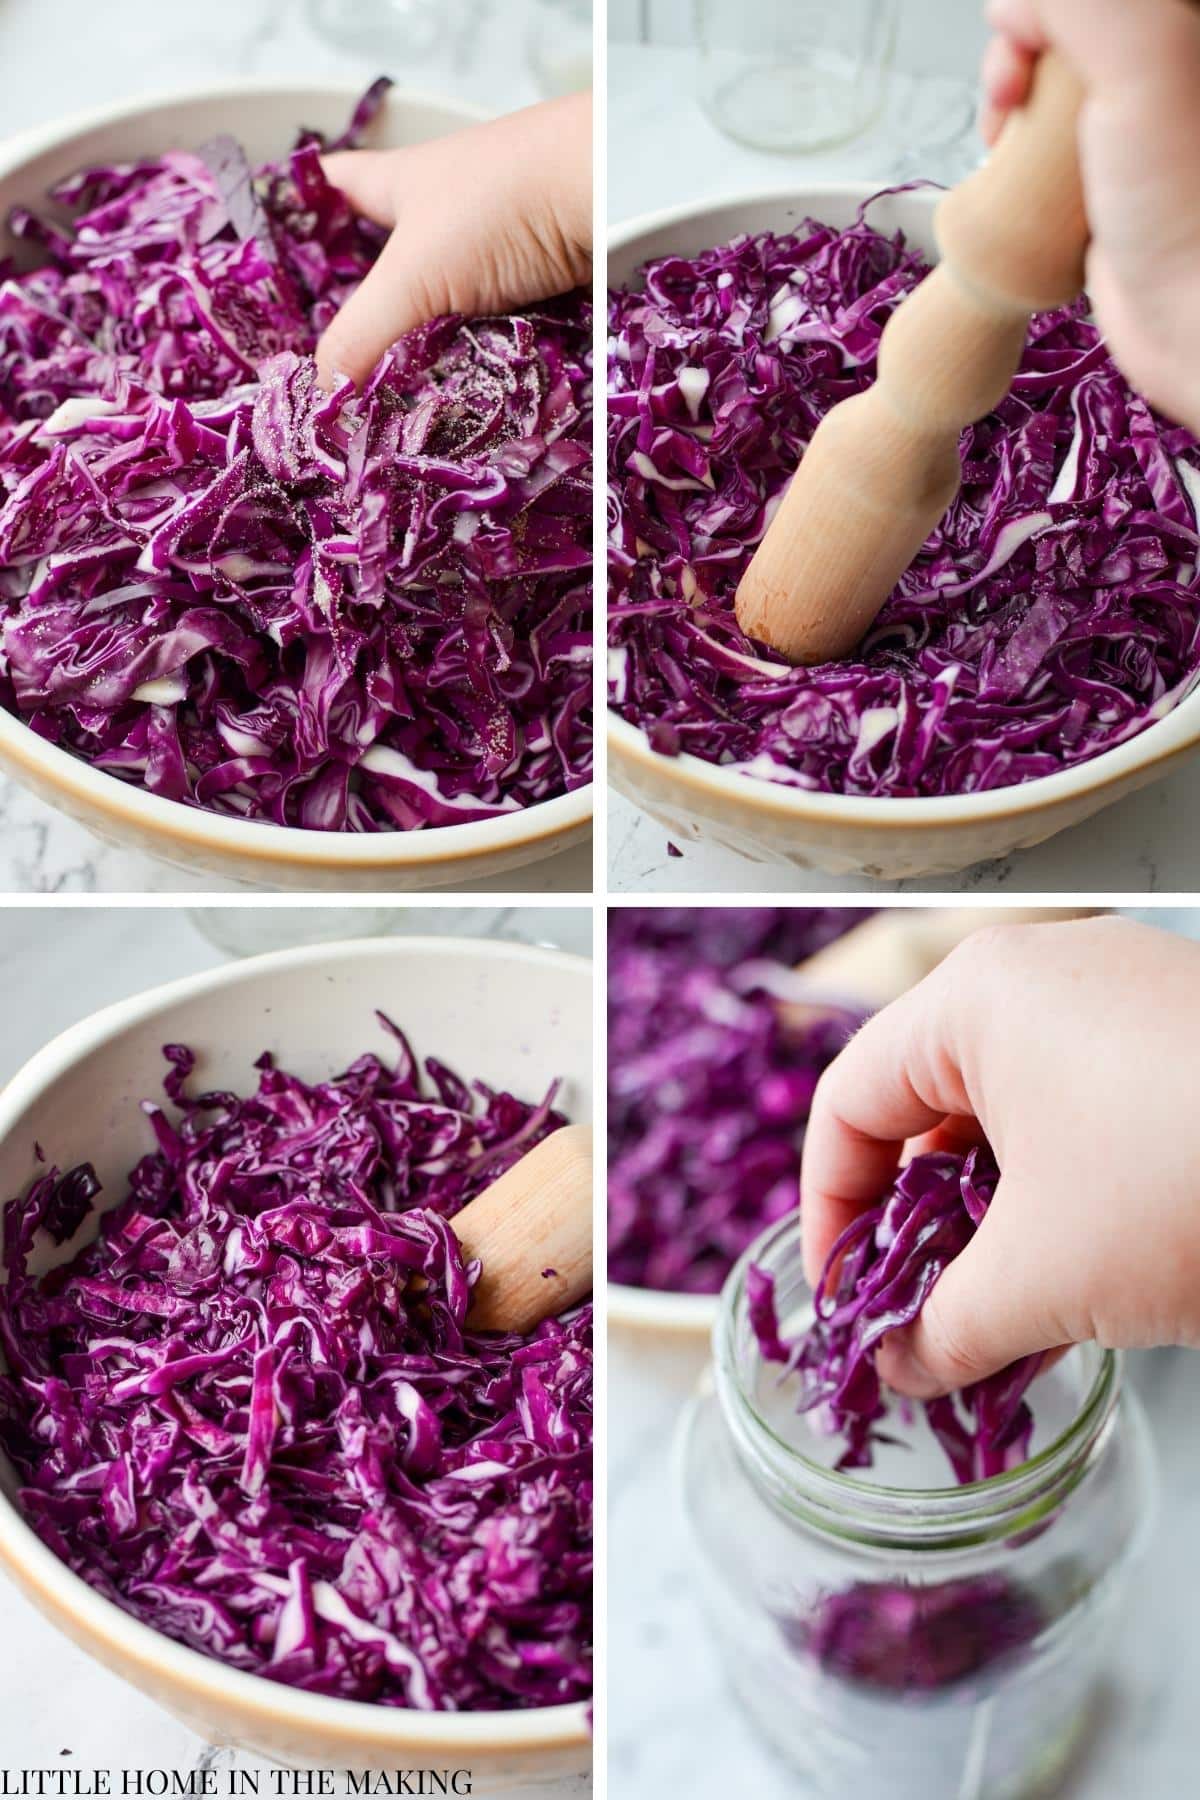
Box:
[782, 906, 1101, 1025]
[452, 1122, 593, 1333]
[735, 52, 1088, 666]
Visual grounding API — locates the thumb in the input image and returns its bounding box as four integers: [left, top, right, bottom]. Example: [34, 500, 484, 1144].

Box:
[874, 1182, 1055, 1399]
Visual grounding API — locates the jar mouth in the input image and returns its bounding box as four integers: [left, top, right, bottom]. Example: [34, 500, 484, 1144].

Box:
[716, 1214, 1120, 1549]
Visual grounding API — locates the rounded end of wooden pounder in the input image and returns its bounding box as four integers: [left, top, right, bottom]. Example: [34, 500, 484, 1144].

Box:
[454, 1122, 593, 1335]
[734, 380, 966, 666]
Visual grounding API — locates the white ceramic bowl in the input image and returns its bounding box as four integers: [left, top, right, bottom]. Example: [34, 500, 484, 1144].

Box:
[0, 937, 592, 1782]
[0, 83, 592, 891]
[607, 1281, 716, 1384]
[608, 185, 1200, 882]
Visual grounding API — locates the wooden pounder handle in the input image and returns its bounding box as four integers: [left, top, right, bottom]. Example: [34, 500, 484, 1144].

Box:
[783, 906, 1102, 1022]
[453, 1123, 593, 1333]
[735, 52, 1087, 666]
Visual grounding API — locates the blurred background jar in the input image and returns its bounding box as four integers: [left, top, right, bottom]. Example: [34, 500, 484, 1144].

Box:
[187, 907, 582, 959]
[305, 0, 446, 58]
[693, 0, 898, 152]
[188, 907, 400, 958]
[528, 0, 593, 94]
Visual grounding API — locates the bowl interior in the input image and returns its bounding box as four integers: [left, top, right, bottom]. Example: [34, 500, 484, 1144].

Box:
[608, 184, 1200, 815]
[0, 938, 593, 1504]
[0, 85, 591, 873]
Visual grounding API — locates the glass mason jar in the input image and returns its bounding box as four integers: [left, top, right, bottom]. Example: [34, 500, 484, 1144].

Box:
[677, 1216, 1157, 1800]
[527, 0, 593, 97]
[693, 0, 897, 153]
[304, 0, 444, 59]
[188, 907, 401, 958]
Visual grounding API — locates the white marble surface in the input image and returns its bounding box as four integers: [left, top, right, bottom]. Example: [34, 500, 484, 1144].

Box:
[610, 909, 1200, 1800]
[0, 902, 592, 1789]
[0, 0, 592, 894]
[607, 768, 1200, 896]
[605, 39, 1200, 895]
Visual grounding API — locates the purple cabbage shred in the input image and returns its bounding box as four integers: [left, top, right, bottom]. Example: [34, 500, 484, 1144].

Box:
[0, 1028, 592, 1711]
[788, 1576, 1043, 1693]
[0, 80, 592, 830]
[750, 1147, 1042, 1484]
[608, 203, 1200, 796]
[608, 907, 865, 1292]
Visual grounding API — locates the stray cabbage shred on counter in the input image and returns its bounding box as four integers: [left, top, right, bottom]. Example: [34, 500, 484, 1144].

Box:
[608, 203, 1200, 796]
[0, 1027, 592, 1711]
[0, 80, 592, 830]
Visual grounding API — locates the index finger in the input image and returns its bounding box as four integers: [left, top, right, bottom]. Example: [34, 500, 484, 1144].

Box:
[319, 150, 402, 228]
[800, 964, 977, 1286]
[315, 227, 428, 391]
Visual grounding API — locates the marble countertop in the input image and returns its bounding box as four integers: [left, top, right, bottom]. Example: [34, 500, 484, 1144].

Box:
[0, 902, 591, 1790]
[606, 40, 1200, 896]
[608, 767, 1200, 897]
[0, 0, 591, 894]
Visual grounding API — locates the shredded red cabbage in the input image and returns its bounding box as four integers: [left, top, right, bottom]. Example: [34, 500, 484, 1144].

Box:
[750, 1147, 1042, 1483]
[0, 80, 592, 830]
[786, 1576, 1042, 1693]
[608, 205, 1200, 796]
[0, 1028, 592, 1711]
[608, 907, 865, 1292]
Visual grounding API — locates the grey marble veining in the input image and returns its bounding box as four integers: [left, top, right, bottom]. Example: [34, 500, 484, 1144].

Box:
[609, 772, 1200, 896]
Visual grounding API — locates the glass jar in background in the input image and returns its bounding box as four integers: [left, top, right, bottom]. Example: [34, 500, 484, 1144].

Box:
[188, 908, 400, 959]
[187, 908, 572, 959]
[677, 1216, 1157, 1800]
[693, 0, 897, 152]
[526, 0, 593, 96]
[305, 0, 445, 59]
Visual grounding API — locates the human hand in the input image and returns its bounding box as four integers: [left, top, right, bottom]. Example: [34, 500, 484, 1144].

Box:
[979, 0, 1200, 434]
[800, 915, 1200, 1398]
[315, 92, 591, 390]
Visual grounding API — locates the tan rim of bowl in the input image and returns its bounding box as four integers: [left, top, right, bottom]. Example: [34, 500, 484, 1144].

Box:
[608, 1281, 717, 1343]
